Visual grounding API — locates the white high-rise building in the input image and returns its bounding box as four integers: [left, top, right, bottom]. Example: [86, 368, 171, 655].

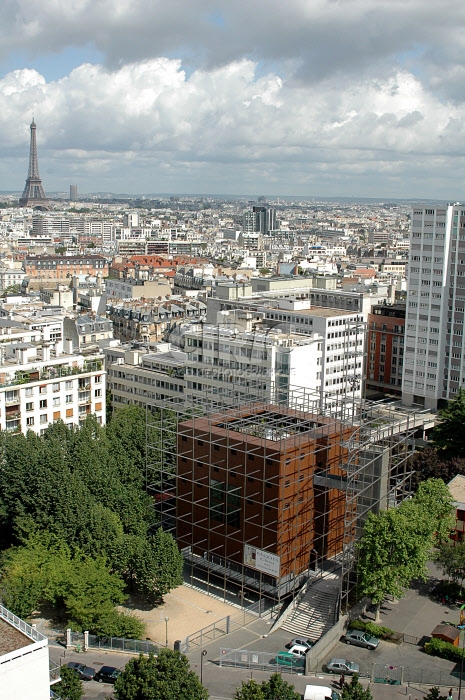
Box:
[402, 203, 465, 409]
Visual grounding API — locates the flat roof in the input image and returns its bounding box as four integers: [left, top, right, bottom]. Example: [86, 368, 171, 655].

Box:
[449, 475, 465, 504]
[0, 618, 34, 655]
[266, 306, 359, 318]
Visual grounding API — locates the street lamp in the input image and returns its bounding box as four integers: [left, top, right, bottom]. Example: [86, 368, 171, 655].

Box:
[200, 650, 207, 685]
[165, 616, 169, 648]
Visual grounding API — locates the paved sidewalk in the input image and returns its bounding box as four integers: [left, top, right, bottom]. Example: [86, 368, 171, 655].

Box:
[367, 562, 456, 638]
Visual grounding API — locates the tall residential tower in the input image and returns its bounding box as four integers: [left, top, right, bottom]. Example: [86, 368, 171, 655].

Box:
[402, 204, 464, 409]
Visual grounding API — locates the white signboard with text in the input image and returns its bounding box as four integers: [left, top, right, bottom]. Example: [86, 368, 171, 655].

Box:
[244, 545, 280, 578]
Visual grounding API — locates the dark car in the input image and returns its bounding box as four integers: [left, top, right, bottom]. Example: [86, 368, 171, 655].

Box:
[66, 661, 96, 681]
[94, 666, 122, 684]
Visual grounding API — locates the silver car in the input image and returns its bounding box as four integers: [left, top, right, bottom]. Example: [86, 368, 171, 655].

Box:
[345, 630, 379, 650]
[288, 637, 313, 650]
[326, 658, 360, 675]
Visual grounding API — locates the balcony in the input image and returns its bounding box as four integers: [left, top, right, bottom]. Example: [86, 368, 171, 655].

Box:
[49, 660, 61, 685]
[5, 410, 20, 421]
[0, 360, 103, 390]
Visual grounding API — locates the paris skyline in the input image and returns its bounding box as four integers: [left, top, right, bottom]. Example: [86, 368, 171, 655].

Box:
[1, 0, 465, 199]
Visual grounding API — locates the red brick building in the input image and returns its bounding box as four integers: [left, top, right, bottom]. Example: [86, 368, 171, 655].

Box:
[366, 303, 405, 397]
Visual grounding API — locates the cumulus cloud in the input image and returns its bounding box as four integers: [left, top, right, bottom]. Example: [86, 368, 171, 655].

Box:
[1, 57, 465, 197]
[3, 0, 465, 84]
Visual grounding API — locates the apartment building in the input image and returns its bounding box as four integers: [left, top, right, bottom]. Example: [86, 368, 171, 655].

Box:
[366, 303, 405, 397]
[0, 259, 26, 292]
[105, 297, 206, 343]
[24, 254, 108, 280]
[0, 347, 105, 434]
[402, 204, 463, 409]
[0, 605, 60, 700]
[104, 277, 172, 299]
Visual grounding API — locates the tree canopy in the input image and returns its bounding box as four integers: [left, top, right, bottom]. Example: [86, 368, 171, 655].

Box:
[357, 478, 453, 608]
[114, 650, 209, 700]
[0, 406, 183, 636]
[234, 674, 300, 700]
[431, 389, 465, 458]
[53, 665, 84, 700]
[341, 674, 373, 700]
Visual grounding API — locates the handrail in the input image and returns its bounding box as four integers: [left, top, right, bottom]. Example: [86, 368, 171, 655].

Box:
[0, 605, 46, 643]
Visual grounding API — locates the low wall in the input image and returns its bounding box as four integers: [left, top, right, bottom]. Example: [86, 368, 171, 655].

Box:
[305, 615, 349, 674]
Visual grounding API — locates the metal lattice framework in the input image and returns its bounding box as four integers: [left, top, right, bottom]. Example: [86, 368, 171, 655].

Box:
[146, 386, 427, 616]
[19, 120, 50, 210]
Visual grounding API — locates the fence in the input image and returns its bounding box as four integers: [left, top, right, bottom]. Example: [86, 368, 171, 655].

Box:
[356, 662, 462, 688]
[67, 629, 160, 655]
[180, 603, 262, 654]
[219, 648, 304, 676]
[87, 634, 159, 655]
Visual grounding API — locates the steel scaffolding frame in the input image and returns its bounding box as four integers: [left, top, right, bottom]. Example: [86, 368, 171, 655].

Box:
[146, 387, 422, 615]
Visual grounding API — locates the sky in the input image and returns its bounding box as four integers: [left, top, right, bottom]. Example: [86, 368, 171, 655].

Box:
[2, 0, 465, 199]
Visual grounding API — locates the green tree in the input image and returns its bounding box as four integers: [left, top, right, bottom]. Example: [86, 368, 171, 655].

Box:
[424, 688, 447, 700]
[262, 673, 300, 700]
[235, 679, 265, 700]
[431, 389, 465, 458]
[53, 665, 84, 700]
[357, 478, 453, 614]
[414, 478, 454, 542]
[2, 284, 20, 297]
[357, 507, 429, 617]
[114, 650, 208, 700]
[435, 540, 465, 589]
[234, 674, 300, 700]
[341, 675, 372, 700]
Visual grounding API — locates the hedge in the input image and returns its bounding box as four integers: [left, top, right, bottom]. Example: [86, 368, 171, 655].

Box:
[349, 620, 400, 642]
[425, 637, 465, 663]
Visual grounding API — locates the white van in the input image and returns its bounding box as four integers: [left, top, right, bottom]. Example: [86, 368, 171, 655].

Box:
[304, 685, 341, 700]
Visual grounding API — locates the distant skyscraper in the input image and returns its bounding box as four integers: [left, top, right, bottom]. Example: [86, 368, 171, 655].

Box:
[402, 203, 465, 409]
[70, 185, 78, 202]
[19, 119, 49, 210]
[242, 206, 277, 234]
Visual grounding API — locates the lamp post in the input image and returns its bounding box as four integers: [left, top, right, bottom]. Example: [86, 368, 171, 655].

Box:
[165, 616, 169, 648]
[200, 649, 207, 685]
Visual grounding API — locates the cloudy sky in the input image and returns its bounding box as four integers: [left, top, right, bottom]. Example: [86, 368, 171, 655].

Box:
[2, 0, 465, 198]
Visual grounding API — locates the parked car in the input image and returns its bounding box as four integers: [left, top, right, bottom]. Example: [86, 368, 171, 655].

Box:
[94, 666, 122, 684]
[326, 658, 360, 675]
[345, 630, 379, 650]
[66, 662, 96, 681]
[288, 644, 309, 659]
[288, 637, 314, 650]
[274, 651, 305, 670]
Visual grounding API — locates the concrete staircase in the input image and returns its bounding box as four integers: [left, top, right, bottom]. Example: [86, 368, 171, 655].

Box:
[282, 575, 341, 643]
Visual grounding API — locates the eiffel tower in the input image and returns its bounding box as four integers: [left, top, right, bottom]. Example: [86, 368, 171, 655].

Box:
[19, 119, 50, 209]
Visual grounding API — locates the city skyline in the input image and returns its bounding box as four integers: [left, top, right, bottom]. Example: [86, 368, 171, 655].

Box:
[1, 1, 465, 198]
